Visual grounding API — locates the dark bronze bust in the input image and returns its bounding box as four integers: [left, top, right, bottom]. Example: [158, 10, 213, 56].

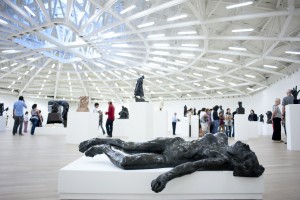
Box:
[79, 133, 264, 193]
[236, 101, 245, 114]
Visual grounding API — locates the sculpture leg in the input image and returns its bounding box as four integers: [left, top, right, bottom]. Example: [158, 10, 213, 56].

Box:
[85, 144, 167, 169]
[79, 138, 168, 154]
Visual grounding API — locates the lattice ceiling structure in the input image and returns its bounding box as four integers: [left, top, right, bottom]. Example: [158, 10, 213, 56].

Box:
[0, 0, 300, 102]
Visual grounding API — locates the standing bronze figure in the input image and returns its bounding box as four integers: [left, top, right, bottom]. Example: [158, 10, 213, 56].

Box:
[134, 75, 145, 102]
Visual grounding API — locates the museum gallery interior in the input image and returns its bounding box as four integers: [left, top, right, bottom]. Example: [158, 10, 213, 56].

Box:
[0, 0, 300, 200]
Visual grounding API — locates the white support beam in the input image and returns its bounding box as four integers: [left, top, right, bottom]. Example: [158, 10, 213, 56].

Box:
[35, 0, 52, 22]
[73, 64, 88, 96]
[19, 59, 52, 95]
[54, 63, 61, 99]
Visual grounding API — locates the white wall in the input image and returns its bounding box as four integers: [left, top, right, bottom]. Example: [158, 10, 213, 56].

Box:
[1, 69, 299, 130]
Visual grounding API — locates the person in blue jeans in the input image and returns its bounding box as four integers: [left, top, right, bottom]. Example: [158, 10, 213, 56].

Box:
[30, 104, 40, 135]
[212, 105, 219, 134]
[13, 96, 27, 135]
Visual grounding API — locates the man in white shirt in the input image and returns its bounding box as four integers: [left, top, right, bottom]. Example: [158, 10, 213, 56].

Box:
[172, 113, 178, 135]
[93, 103, 105, 135]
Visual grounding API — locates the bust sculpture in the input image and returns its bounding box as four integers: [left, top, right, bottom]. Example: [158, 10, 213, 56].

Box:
[76, 96, 90, 112]
[79, 133, 264, 193]
[118, 106, 129, 119]
[236, 101, 245, 114]
[219, 105, 224, 115]
[134, 75, 145, 102]
[184, 105, 187, 117]
[291, 86, 300, 104]
[47, 100, 69, 127]
[259, 114, 264, 123]
[266, 111, 272, 124]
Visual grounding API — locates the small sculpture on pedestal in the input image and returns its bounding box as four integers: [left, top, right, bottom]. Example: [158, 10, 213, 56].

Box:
[159, 100, 164, 111]
[76, 96, 90, 112]
[47, 100, 69, 127]
[193, 108, 197, 115]
[259, 114, 264, 123]
[184, 105, 187, 117]
[266, 111, 272, 124]
[291, 86, 300, 104]
[236, 101, 245, 114]
[134, 75, 145, 102]
[118, 106, 129, 119]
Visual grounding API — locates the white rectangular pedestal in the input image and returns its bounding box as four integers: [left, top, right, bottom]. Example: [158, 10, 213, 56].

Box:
[262, 124, 273, 136]
[153, 111, 168, 138]
[286, 104, 300, 151]
[113, 119, 130, 138]
[66, 112, 99, 144]
[58, 156, 264, 200]
[128, 102, 154, 141]
[234, 114, 249, 141]
[0, 116, 5, 132]
[176, 116, 199, 138]
[247, 121, 260, 138]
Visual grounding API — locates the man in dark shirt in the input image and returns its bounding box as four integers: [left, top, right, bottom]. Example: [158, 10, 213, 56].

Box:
[212, 105, 219, 134]
[232, 111, 237, 137]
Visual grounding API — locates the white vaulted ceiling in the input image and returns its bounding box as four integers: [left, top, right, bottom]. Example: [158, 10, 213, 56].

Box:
[0, 0, 300, 102]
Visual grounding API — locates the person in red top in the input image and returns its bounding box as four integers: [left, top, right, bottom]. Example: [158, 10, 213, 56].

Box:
[105, 101, 115, 137]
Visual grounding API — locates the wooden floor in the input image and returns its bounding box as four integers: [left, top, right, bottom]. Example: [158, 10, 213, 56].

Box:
[0, 130, 299, 200]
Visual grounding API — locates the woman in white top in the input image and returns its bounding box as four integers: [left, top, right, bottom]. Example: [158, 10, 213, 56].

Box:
[271, 98, 283, 142]
[225, 108, 232, 137]
[199, 108, 208, 137]
[30, 104, 40, 135]
[23, 111, 29, 133]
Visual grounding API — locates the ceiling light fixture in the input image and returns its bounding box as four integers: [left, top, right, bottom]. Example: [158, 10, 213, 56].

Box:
[148, 34, 165, 38]
[24, 71, 29, 75]
[51, 64, 55, 68]
[219, 58, 233, 62]
[175, 60, 188, 64]
[207, 66, 219, 70]
[217, 91, 223, 95]
[156, 80, 162, 83]
[152, 51, 170, 55]
[247, 87, 254, 91]
[177, 31, 197, 35]
[226, 1, 253, 9]
[112, 60, 126, 64]
[114, 71, 121, 75]
[137, 22, 155, 28]
[116, 53, 133, 57]
[2, 50, 19, 53]
[153, 43, 170, 47]
[128, 69, 137, 73]
[285, 51, 300, 55]
[193, 82, 201, 86]
[0, 19, 8, 25]
[17, 77, 22, 80]
[1, 67, 8, 70]
[193, 73, 203, 77]
[228, 47, 247, 51]
[168, 66, 178, 70]
[112, 43, 128, 47]
[176, 77, 184, 80]
[167, 14, 187, 21]
[30, 67, 35, 70]
[180, 53, 195, 57]
[114, 83, 119, 87]
[143, 66, 152, 71]
[232, 28, 254, 32]
[181, 44, 199, 47]
[24, 6, 36, 17]
[176, 89, 182, 92]
[216, 78, 224, 82]
[148, 62, 161, 67]
[10, 63, 17, 66]
[120, 5, 136, 14]
[187, 94, 191, 97]
[156, 71, 165, 75]
[102, 31, 116, 38]
[229, 82, 237, 86]
[169, 85, 175, 89]
[263, 65, 278, 69]
[245, 74, 256, 78]
[153, 57, 166, 61]
[203, 86, 210, 89]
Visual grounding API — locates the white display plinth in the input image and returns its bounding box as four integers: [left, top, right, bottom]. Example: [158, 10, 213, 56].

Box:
[35, 124, 67, 135]
[58, 155, 264, 200]
[234, 114, 249, 141]
[176, 116, 199, 138]
[113, 119, 130, 138]
[262, 124, 273, 136]
[286, 104, 300, 151]
[153, 111, 168, 138]
[66, 112, 99, 144]
[0, 116, 5, 132]
[128, 102, 154, 141]
[247, 121, 260, 138]
[258, 122, 264, 136]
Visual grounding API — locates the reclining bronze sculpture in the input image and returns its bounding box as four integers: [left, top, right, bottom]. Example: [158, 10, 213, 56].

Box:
[79, 133, 264, 193]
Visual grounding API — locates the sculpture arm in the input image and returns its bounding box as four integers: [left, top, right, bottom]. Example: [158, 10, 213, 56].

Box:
[151, 156, 229, 193]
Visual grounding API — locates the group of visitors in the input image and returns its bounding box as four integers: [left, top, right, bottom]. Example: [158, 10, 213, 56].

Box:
[12, 96, 44, 136]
